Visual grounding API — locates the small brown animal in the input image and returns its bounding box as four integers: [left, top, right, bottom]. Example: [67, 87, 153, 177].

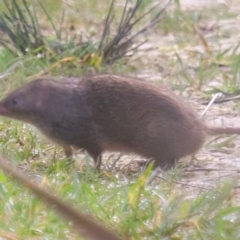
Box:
[0, 157, 120, 240]
[0, 74, 239, 170]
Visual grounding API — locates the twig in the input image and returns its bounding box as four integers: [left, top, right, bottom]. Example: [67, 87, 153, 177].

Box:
[203, 95, 240, 105]
[146, 166, 162, 185]
[194, 24, 211, 55]
[156, 175, 217, 191]
[109, 153, 123, 172]
[201, 93, 222, 117]
[0, 157, 120, 240]
[185, 168, 240, 173]
[200, 174, 238, 182]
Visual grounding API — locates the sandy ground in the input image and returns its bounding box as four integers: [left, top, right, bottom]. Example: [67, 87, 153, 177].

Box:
[92, 0, 240, 194]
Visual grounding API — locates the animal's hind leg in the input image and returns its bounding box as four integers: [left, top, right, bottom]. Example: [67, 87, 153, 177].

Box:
[85, 145, 103, 172]
[151, 156, 178, 170]
[62, 145, 75, 167]
[95, 155, 102, 172]
[63, 145, 73, 158]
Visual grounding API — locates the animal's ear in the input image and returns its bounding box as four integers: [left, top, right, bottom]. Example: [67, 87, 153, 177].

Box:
[29, 78, 48, 90]
[35, 78, 48, 87]
[41, 79, 50, 87]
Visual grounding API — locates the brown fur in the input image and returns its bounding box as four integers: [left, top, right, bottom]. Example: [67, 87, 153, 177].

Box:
[0, 74, 239, 170]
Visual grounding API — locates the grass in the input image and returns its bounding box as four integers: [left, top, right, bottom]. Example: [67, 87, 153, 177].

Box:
[0, 0, 240, 239]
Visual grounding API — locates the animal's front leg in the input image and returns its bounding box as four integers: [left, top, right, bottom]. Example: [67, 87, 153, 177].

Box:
[85, 145, 103, 172]
[95, 155, 102, 172]
[63, 145, 76, 167]
[63, 145, 73, 158]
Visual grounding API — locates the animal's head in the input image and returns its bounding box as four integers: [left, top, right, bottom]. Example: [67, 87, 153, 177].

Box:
[0, 79, 50, 123]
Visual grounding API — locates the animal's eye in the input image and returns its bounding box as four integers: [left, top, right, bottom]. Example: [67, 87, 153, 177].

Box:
[12, 98, 19, 105]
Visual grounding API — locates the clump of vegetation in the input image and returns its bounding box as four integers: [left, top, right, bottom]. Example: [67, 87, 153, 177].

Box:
[1, 160, 240, 239]
[0, 0, 170, 68]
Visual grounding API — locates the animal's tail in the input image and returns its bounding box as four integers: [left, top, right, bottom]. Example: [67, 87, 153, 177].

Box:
[205, 126, 240, 135]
